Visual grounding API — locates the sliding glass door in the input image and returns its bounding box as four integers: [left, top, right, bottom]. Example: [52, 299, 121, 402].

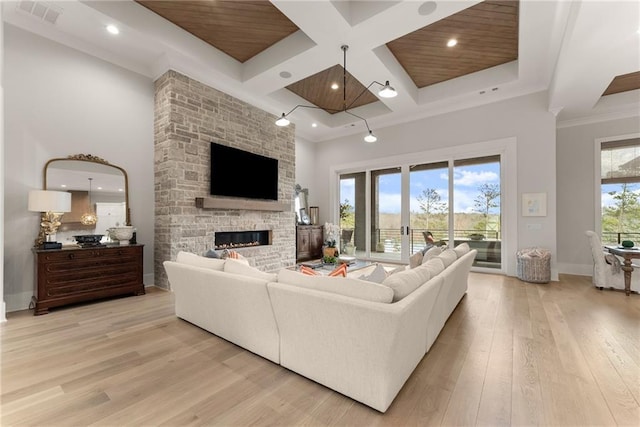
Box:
[338, 154, 502, 269]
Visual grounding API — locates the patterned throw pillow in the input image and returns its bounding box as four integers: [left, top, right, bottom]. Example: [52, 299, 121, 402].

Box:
[300, 265, 321, 276]
[328, 263, 348, 277]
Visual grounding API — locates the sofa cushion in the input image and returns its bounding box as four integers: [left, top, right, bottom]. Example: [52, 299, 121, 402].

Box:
[277, 268, 393, 303]
[382, 265, 431, 302]
[224, 259, 277, 282]
[421, 257, 446, 277]
[409, 251, 423, 269]
[176, 251, 225, 271]
[453, 242, 471, 258]
[421, 246, 442, 265]
[357, 263, 387, 284]
[438, 249, 458, 268]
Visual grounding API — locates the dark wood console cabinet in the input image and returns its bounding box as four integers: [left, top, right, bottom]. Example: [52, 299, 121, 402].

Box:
[296, 225, 324, 262]
[33, 244, 145, 315]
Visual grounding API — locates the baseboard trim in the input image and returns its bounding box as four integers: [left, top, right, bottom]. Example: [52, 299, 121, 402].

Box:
[557, 262, 592, 276]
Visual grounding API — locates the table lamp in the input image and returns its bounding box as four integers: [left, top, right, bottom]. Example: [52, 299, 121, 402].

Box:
[28, 190, 72, 249]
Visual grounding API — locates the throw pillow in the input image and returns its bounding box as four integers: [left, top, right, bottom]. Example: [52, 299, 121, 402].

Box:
[328, 263, 347, 277]
[409, 251, 424, 269]
[276, 269, 393, 303]
[300, 265, 321, 276]
[382, 267, 427, 302]
[438, 249, 458, 268]
[421, 246, 442, 265]
[224, 259, 277, 282]
[386, 265, 407, 276]
[453, 242, 470, 258]
[220, 249, 249, 264]
[421, 257, 445, 277]
[358, 264, 387, 284]
[204, 249, 220, 258]
[176, 251, 225, 271]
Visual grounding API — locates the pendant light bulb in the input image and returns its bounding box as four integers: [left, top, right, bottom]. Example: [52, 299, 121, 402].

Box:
[80, 177, 97, 226]
[378, 81, 397, 98]
[275, 113, 290, 127]
[364, 131, 377, 143]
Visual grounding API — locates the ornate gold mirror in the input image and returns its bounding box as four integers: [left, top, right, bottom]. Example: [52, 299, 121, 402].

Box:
[44, 154, 130, 233]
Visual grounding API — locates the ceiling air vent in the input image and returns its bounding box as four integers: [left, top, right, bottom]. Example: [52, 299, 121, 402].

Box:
[16, 0, 62, 25]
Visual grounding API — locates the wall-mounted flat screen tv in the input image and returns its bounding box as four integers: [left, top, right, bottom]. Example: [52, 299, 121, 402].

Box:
[210, 142, 279, 201]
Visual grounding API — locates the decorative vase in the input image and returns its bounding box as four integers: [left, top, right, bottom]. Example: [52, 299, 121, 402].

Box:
[323, 246, 337, 257]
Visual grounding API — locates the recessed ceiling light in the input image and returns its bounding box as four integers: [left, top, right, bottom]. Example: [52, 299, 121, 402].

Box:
[97, 187, 103, 190]
[447, 39, 457, 47]
[106, 25, 119, 35]
[331, 83, 339, 90]
[279, 71, 292, 78]
[60, 184, 67, 188]
[118, 188, 124, 192]
[418, 1, 437, 16]
[312, 123, 318, 128]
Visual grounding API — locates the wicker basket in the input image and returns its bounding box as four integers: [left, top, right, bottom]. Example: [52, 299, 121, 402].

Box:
[516, 247, 551, 283]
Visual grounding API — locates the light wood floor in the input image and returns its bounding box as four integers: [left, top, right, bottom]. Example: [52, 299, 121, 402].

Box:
[2, 273, 639, 426]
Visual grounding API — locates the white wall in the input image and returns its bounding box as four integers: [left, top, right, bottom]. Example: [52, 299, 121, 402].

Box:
[556, 116, 640, 275]
[0, 4, 6, 321]
[3, 24, 154, 312]
[294, 135, 318, 205]
[311, 91, 558, 278]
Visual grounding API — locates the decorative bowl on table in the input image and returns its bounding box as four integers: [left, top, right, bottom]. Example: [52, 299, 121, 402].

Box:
[621, 240, 635, 248]
[107, 226, 134, 245]
[74, 234, 104, 247]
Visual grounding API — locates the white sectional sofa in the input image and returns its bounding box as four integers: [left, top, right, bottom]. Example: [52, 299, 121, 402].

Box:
[163, 246, 477, 413]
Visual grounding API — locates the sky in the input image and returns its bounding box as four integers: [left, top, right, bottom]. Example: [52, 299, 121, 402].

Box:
[341, 162, 501, 214]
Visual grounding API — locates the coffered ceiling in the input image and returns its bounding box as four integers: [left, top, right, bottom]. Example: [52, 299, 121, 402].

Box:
[3, 0, 639, 142]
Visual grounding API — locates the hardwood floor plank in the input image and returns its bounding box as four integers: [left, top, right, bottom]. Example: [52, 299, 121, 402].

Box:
[2, 276, 637, 426]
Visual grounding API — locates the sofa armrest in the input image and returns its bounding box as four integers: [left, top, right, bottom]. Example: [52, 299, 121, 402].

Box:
[267, 274, 444, 413]
[164, 261, 280, 363]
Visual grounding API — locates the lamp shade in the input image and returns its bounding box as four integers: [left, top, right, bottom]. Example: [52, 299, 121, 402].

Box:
[28, 190, 72, 213]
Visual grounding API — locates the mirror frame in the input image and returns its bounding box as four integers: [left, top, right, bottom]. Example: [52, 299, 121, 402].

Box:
[43, 154, 130, 226]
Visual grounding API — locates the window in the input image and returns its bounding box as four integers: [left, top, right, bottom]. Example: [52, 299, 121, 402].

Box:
[600, 137, 640, 244]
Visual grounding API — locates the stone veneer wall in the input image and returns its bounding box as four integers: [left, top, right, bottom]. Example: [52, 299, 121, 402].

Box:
[154, 70, 296, 288]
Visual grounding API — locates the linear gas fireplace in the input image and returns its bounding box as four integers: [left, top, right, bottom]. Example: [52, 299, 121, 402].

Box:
[215, 230, 272, 250]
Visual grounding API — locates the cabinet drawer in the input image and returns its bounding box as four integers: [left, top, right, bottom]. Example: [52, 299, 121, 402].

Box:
[45, 273, 140, 297]
[44, 261, 140, 287]
[38, 246, 141, 263]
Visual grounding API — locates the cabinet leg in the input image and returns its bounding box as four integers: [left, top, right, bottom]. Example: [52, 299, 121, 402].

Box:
[34, 305, 49, 316]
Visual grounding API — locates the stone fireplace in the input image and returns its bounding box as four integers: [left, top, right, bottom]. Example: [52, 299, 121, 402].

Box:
[153, 70, 296, 288]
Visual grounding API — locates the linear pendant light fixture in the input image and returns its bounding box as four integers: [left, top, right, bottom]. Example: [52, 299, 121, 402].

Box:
[80, 177, 98, 226]
[275, 45, 397, 143]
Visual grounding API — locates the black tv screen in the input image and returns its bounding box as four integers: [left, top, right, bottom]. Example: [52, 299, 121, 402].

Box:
[210, 142, 279, 200]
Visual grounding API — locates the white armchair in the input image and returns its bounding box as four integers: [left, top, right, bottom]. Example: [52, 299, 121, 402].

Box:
[585, 230, 640, 292]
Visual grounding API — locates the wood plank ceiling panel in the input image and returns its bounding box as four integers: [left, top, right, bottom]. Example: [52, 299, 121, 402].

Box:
[285, 65, 380, 114]
[135, 0, 299, 63]
[386, 0, 519, 88]
[602, 71, 640, 96]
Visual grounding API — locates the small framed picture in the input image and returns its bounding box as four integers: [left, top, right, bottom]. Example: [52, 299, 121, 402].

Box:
[522, 192, 547, 217]
[299, 208, 310, 225]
